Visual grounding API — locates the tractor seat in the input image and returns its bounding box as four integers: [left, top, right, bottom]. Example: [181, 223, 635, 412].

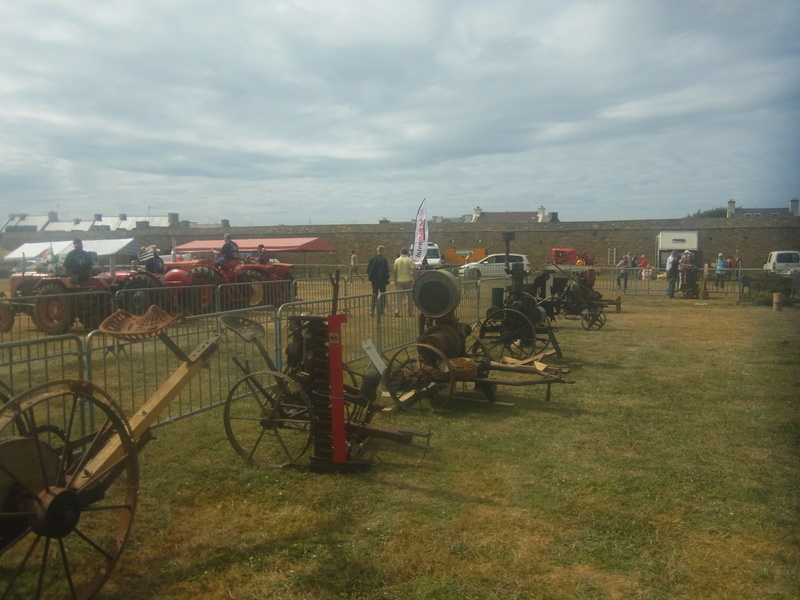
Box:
[99, 305, 184, 341]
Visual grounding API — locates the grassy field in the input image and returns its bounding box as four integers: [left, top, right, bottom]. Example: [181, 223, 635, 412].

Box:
[77, 292, 798, 600]
[4, 287, 799, 599]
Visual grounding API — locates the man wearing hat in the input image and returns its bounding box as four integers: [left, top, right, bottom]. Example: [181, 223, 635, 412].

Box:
[714, 252, 728, 290]
[215, 233, 239, 267]
[665, 250, 680, 298]
[63, 239, 93, 282]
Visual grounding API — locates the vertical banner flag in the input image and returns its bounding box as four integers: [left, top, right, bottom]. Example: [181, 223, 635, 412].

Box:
[411, 199, 428, 264]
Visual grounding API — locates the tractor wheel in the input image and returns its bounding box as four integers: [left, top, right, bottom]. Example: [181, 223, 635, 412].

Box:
[575, 257, 586, 266]
[242, 269, 270, 307]
[189, 265, 224, 314]
[271, 272, 295, 307]
[31, 282, 72, 335]
[0, 302, 14, 333]
[123, 272, 164, 315]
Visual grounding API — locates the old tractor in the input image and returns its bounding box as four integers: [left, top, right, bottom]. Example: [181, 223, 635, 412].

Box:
[550, 248, 594, 266]
[4, 269, 132, 335]
[120, 256, 295, 316]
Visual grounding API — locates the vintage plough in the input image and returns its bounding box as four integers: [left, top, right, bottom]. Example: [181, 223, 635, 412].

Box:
[383, 269, 574, 413]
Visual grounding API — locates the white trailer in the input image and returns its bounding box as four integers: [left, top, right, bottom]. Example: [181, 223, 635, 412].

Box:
[656, 231, 699, 269]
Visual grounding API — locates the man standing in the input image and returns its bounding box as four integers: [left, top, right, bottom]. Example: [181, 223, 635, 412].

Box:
[715, 253, 727, 290]
[665, 250, 679, 298]
[63, 239, 93, 282]
[392, 248, 415, 317]
[367, 245, 390, 317]
[349, 250, 358, 277]
[215, 233, 239, 266]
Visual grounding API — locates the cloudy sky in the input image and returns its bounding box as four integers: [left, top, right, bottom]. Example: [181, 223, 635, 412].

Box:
[1, 1, 798, 226]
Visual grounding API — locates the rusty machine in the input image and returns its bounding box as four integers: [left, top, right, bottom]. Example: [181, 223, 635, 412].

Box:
[219, 311, 431, 473]
[383, 268, 574, 412]
[0, 287, 429, 598]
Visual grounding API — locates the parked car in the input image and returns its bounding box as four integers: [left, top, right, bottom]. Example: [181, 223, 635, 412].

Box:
[458, 253, 532, 278]
[763, 250, 800, 275]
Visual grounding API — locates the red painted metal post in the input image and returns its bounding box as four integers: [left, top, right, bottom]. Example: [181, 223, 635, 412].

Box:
[327, 313, 348, 462]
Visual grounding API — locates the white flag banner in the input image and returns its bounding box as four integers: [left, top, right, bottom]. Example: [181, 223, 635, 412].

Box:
[411, 199, 428, 264]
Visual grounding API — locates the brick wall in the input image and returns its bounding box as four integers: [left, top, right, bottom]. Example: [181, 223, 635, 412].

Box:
[2, 217, 798, 270]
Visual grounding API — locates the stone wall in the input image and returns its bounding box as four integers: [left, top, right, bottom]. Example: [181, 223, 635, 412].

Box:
[2, 217, 798, 270]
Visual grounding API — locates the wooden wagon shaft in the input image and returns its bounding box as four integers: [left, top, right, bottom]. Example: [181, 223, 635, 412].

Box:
[472, 376, 574, 386]
[74, 334, 222, 491]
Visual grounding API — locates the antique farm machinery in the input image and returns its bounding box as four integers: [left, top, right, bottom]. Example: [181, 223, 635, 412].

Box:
[0, 305, 221, 599]
[219, 273, 431, 472]
[535, 264, 618, 330]
[383, 269, 574, 413]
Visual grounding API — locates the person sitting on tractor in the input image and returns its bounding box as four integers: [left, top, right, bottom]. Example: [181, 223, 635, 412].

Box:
[63, 239, 93, 282]
[255, 244, 270, 265]
[215, 233, 239, 267]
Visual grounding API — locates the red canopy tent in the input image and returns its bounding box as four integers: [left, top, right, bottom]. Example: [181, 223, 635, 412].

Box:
[174, 237, 337, 254]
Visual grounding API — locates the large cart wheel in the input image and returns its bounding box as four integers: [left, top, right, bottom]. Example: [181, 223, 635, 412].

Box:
[384, 343, 455, 413]
[0, 380, 138, 600]
[478, 308, 539, 361]
[31, 283, 72, 335]
[224, 370, 314, 468]
[581, 310, 606, 330]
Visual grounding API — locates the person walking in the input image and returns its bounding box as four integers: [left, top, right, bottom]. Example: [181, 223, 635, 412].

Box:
[392, 248, 415, 317]
[367, 245, 390, 317]
[715, 253, 727, 290]
[63, 239, 93, 282]
[348, 250, 358, 277]
[665, 251, 679, 298]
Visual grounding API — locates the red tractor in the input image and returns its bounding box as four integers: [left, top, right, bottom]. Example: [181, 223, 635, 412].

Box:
[121, 257, 294, 316]
[551, 248, 594, 266]
[5, 270, 133, 335]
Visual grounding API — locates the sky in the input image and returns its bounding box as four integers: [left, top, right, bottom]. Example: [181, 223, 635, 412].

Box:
[1, 1, 798, 226]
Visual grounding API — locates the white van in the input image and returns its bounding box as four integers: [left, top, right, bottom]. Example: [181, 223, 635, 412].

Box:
[763, 251, 800, 275]
[421, 242, 442, 269]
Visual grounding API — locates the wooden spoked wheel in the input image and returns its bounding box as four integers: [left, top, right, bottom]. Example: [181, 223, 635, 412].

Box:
[581, 310, 606, 330]
[384, 343, 455, 413]
[224, 371, 314, 468]
[0, 380, 138, 600]
[477, 308, 539, 361]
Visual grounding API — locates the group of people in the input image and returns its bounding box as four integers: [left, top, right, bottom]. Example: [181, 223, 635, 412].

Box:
[365, 245, 417, 317]
[664, 250, 696, 298]
[615, 252, 650, 290]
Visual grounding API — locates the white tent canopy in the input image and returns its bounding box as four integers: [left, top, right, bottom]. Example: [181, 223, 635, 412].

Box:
[4, 238, 141, 262]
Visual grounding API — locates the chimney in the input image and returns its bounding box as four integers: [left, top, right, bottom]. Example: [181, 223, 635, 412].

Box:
[379, 218, 390, 225]
[73, 218, 81, 225]
[790, 197, 799, 217]
[47, 211, 58, 222]
[549, 212, 559, 223]
[119, 213, 127, 221]
[181, 220, 190, 228]
[168, 212, 179, 227]
[538, 205, 546, 223]
[727, 199, 736, 218]
[94, 213, 103, 222]
[221, 219, 230, 228]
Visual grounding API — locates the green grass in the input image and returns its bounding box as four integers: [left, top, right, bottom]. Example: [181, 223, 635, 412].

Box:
[53, 296, 800, 598]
